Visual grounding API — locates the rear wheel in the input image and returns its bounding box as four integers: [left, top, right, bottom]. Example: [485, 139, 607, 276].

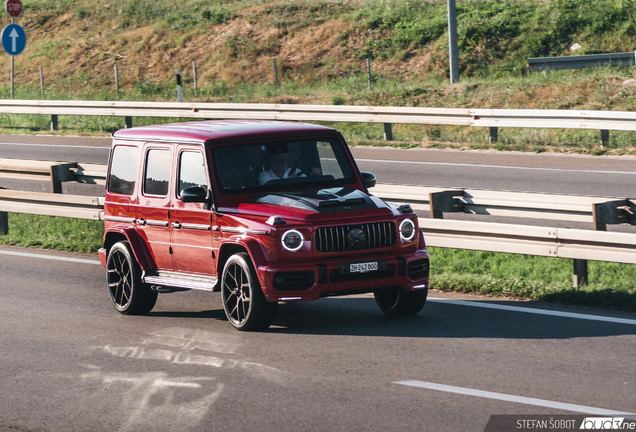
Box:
[374, 287, 427, 316]
[106, 241, 157, 315]
[221, 252, 278, 331]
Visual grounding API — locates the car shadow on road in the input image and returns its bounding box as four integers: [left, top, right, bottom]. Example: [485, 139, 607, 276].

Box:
[147, 309, 226, 320]
[267, 297, 636, 339]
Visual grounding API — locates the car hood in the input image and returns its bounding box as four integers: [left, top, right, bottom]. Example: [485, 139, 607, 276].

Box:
[231, 187, 394, 222]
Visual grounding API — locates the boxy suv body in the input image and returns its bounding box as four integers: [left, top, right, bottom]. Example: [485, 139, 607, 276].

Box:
[99, 120, 430, 330]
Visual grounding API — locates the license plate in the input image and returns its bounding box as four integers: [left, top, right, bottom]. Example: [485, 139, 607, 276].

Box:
[350, 261, 378, 273]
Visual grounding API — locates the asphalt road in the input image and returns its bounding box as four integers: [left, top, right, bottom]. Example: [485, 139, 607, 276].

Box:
[0, 246, 635, 432]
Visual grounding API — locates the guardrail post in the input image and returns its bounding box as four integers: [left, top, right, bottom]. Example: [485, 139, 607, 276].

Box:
[51, 115, 58, 131]
[592, 203, 607, 231]
[429, 190, 464, 219]
[573, 259, 588, 288]
[125, 116, 133, 129]
[600, 129, 609, 149]
[0, 211, 7, 235]
[489, 127, 498, 143]
[384, 123, 393, 141]
[50, 163, 76, 194]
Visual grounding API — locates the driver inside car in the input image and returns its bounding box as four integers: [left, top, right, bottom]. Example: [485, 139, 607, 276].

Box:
[258, 150, 321, 185]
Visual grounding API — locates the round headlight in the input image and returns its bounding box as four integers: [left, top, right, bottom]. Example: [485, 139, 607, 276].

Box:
[282, 230, 304, 251]
[399, 219, 416, 242]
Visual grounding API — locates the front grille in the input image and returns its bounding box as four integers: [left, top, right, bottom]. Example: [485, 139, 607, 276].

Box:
[408, 258, 430, 280]
[315, 222, 396, 253]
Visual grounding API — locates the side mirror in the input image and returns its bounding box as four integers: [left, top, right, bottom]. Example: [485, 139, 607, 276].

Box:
[180, 186, 208, 203]
[360, 171, 376, 188]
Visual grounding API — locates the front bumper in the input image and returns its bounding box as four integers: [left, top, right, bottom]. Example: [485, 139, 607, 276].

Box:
[256, 250, 430, 302]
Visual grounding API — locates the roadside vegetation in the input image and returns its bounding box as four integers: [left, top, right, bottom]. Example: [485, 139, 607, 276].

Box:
[1, 0, 635, 310]
[3, 0, 636, 153]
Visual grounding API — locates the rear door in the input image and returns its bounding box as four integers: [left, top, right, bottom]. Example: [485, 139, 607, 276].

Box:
[136, 144, 174, 270]
[170, 146, 216, 275]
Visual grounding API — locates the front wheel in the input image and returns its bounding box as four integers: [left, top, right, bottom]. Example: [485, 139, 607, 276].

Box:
[374, 287, 427, 317]
[221, 252, 278, 331]
[106, 241, 157, 315]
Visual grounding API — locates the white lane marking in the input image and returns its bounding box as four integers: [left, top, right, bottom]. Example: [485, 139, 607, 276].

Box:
[393, 381, 636, 417]
[356, 158, 636, 175]
[0, 142, 109, 149]
[0, 249, 101, 265]
[428, 298, 636, 326]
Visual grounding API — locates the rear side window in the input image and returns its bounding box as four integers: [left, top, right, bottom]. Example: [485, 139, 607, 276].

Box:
[144, 149, 171, 196]
[178, 151, 208, 194]
[108, 145, 139, 195]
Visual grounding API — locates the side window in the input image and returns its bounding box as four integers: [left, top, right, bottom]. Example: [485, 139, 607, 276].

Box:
[144, 148, 171, 197]
[108, 145, 139, 195]
[178, 151, 208, 194]
[317, 141, 347, 178]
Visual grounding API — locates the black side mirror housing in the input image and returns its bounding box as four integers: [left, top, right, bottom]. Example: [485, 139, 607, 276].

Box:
[180, 186, 208, 203]
[360, 171, 376, 188]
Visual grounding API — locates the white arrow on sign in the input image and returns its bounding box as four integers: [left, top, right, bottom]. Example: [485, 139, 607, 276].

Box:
[9, 28, 18, 52]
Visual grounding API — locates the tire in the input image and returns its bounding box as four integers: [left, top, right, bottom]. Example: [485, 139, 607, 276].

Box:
[221, 252, 277, 331]
[106, 241, 157, 315]
[374, 287, 428, 317]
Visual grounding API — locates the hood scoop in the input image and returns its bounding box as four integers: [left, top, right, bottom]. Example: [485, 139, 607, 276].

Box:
[319, 197, 367, 208]
[255, 187, 379, 213]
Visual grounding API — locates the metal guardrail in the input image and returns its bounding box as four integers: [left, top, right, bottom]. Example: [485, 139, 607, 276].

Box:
[373, 184, 636, 226]
[0, 189, 103, 220]
[528, 52, 636, 72]
[470, 109, 636, 132]
[0, 158, 106, 193]
[418, 219, 636, 265]
[2, 159, 636, 286]
[1, 100, 634, 147]
[0, 100, 472, 127]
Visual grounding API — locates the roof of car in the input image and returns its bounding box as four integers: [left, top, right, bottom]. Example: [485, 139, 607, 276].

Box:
[112, 120, 338, 144]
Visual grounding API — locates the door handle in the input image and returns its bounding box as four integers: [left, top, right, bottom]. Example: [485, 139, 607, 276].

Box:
[136, 218, 146, 226]
[171, 222, 182, 229]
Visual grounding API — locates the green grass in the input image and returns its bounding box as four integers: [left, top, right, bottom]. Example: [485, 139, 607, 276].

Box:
[429, 247, 636, 312]
[0, 213, 103, 253]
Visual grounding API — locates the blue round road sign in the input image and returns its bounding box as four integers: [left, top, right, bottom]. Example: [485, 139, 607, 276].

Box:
[1, 23, 26, 56]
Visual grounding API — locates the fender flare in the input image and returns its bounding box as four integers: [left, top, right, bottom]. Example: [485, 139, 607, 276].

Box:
[104, 227, 157, 271]
[218, 236, 270, 294]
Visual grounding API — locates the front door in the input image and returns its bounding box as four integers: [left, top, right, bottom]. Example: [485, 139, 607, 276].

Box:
[170, 147, 216, 275]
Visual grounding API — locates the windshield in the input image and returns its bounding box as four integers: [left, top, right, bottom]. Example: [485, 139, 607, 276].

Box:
[210, 138, 356, 194]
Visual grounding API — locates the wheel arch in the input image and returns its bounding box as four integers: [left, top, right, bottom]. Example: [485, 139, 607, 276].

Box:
[217, 238, 268, 293]
[104, 227, 156, 271]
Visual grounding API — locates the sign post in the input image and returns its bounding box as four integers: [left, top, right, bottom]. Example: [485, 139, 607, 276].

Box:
[3, 0, 24, 98]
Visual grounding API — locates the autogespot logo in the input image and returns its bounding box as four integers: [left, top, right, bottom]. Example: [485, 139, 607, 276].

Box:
[580, 417, 635, 430]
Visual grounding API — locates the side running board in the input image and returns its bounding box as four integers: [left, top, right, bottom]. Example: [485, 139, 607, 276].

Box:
[143, 270, 218, 293]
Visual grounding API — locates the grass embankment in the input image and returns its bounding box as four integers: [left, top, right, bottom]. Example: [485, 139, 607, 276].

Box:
[4, 0, 636, 153]
[1, 214, 635, 312]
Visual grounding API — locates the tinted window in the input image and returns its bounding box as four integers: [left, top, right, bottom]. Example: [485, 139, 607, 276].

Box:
[179, 151, 208, 193]
[144, 149, 171, 196]
[212, 138, 354, 192]
[108, 145, 139, 195]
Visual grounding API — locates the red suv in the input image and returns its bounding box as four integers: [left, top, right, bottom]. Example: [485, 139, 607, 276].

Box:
[98, 120, 430, 330]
